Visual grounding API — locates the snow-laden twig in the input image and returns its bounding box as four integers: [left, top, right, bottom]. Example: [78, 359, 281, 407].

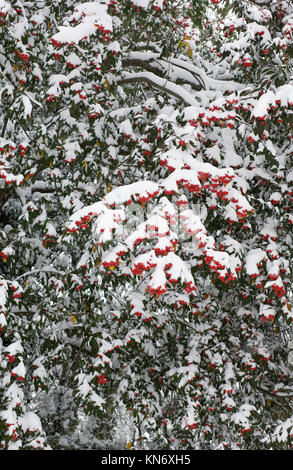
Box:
[15, 267, 66, 281]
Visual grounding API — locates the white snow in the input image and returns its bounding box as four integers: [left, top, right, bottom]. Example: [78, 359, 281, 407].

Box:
[121, 71, 198, 106]
[0, 278, 8, 311]
[104, 180, 159, 206]
[19, 412, 42, 433]
[4, 340, 23, 355]
[275, 84, 293, 107]
[0, 0, 11, 15]
[224, 361, 235, 381]
[132, 0, 151, 8]
[11, 360, 26, 379]
[21, 95, 32, 117]
[52, 2, 112, 45]
[252, 90, 275, 118]
[245, 248, 267, 277]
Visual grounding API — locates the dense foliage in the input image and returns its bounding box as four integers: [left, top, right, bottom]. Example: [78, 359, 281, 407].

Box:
[0, 0, 292, 450]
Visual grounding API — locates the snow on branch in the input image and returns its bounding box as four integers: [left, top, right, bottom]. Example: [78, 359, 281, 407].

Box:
[118, 71, 198, 106]
[123, 51, 247, 95]
[51, 1, 112, 46]
[122, 53, 204, 91]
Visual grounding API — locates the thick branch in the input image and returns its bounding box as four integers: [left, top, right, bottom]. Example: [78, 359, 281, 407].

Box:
[118, 71, 198, 106]
[122, 57, 203, 91]
[122, 51, 246, 95]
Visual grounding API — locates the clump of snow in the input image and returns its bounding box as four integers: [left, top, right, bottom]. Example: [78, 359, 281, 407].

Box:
[19, 411, 42, 433]
[104, 181, 160, 206]
[0, 0, 11, 15]
[51, 2, 112, 46]
[132, 0, 151, 8]
[252, 90, 275, 119]
[245, 248, 267, 277]
[4, 340, 23, 356]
